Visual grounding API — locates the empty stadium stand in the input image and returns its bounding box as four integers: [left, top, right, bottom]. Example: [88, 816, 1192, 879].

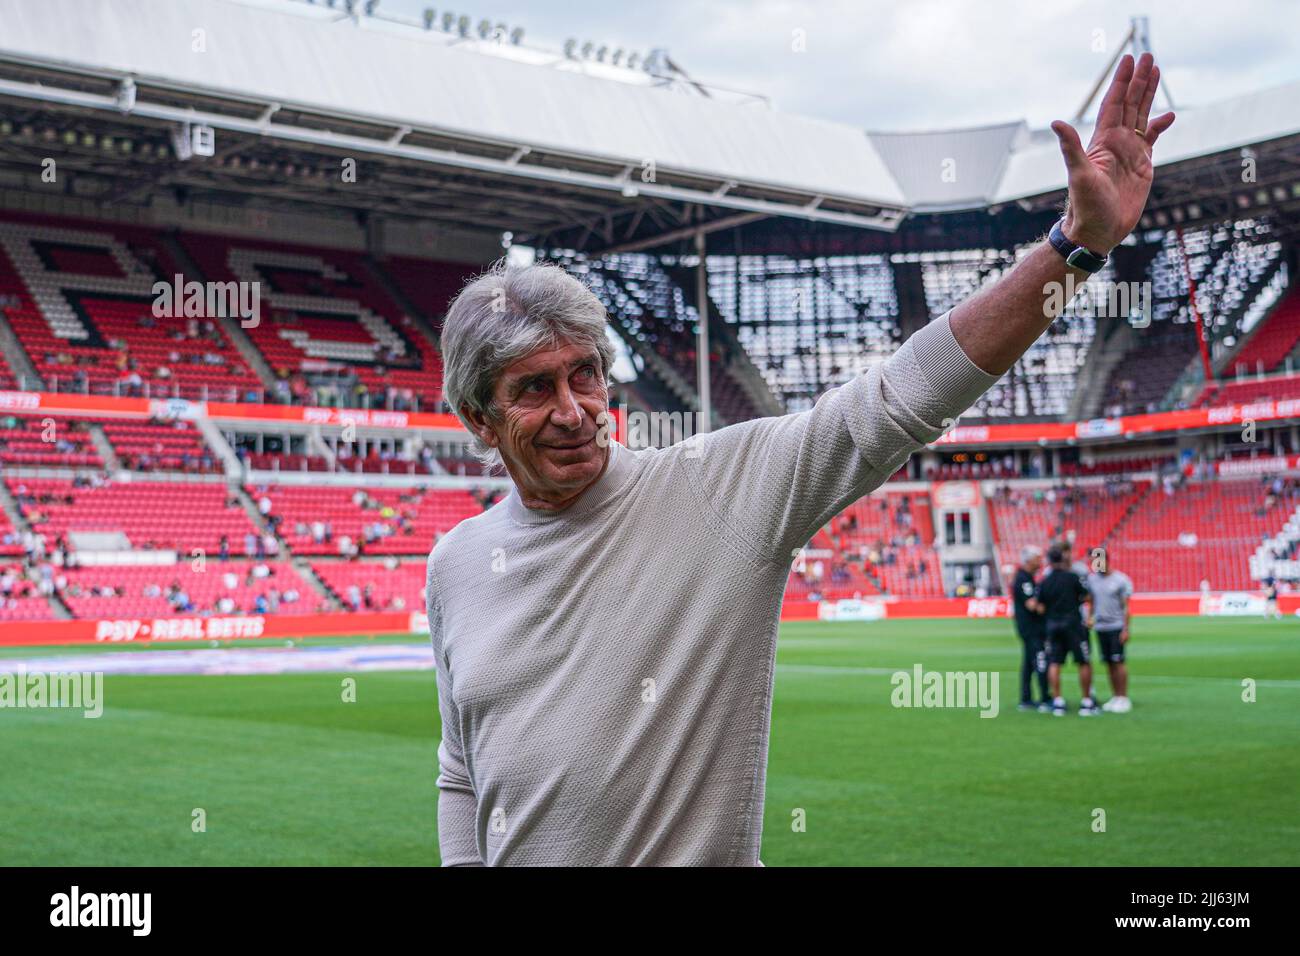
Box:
[705, 253, 903, 414]
[1214, 284, 1300, 381]
[1099, 219, 1287, 415]
[576, 254, 769, 426]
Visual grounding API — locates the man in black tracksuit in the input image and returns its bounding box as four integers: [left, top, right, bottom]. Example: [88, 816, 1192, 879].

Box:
[1011, 546, 1050, 711]
[1036, 545, 1100, 716]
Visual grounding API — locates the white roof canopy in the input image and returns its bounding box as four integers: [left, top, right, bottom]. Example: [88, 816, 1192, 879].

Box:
[0, 0, 1297, 221]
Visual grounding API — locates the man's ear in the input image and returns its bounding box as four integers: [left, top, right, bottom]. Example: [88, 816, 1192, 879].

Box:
[461, 404, 500, 448]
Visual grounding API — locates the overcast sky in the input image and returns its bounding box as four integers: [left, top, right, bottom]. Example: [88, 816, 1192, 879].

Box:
[379, 0, 1299, 130]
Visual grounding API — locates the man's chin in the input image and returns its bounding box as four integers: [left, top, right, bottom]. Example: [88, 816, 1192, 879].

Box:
[536, 444, 604, 485]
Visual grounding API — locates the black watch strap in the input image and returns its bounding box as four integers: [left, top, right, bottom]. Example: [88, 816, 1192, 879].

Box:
[1049, 218, 1109, 274]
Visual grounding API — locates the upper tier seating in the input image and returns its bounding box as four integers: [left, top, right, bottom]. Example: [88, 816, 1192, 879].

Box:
[0, 213, 262, 400]
[377, 255, 473, 328]
[1222, 279, 1300, 377]
[1100, 219, 1285, 416]
[577, 255, 769, 425]
[672, 244, 1101, 421]
[1103, 319, 1199, 415]
[180, 233, 445, 409]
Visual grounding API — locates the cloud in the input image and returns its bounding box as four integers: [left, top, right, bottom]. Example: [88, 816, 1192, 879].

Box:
[383, 0, 1299, 132]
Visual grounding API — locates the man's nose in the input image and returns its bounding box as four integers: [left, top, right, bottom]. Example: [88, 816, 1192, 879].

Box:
[550, 382, 583, 428]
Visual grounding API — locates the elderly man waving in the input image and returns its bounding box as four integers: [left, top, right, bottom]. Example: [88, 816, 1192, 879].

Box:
[427, 53, 1174, 866]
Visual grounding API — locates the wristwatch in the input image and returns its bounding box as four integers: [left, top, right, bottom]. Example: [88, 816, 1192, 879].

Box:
[1048, 218, 1109, 274]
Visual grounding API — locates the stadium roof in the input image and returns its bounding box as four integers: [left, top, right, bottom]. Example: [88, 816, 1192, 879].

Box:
[0, 0, 1298, 254]
[0, 0, 908, 231]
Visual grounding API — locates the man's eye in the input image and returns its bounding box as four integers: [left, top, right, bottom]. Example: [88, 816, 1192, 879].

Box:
[524, 380, 547, 393]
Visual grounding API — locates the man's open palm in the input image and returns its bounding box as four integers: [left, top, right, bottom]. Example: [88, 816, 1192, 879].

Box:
[1051, 52, 1176, 253]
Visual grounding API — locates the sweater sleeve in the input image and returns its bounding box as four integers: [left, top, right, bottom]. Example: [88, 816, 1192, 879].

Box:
[427, 557, 484, 867]
[678, 311, 1001, 564]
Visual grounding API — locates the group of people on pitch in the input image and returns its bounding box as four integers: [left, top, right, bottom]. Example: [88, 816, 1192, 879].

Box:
[1011, 542, 1133, 716]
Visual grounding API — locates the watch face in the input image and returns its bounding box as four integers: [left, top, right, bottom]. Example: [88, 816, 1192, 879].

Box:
[1066, 247, 1104, 272]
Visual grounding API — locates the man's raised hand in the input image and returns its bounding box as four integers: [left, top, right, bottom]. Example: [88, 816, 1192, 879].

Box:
[1050, 52, 1176, 254]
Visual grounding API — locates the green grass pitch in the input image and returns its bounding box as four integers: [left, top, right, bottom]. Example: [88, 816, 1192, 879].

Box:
[1, 616, 1296, 865]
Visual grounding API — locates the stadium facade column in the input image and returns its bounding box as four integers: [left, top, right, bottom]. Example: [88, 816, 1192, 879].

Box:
[695, 229, 712, 433]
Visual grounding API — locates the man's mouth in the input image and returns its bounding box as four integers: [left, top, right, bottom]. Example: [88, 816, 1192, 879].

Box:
[541, 436, 594, 451]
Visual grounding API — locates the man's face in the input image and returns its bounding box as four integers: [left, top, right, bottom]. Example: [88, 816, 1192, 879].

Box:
[1026, 555, 1043, 574]
[467, 340, 609, 506]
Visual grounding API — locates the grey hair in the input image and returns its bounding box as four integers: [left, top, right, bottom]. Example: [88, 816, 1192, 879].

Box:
[1020, 545, 1043, 564]
[440, 257, 615, 471]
